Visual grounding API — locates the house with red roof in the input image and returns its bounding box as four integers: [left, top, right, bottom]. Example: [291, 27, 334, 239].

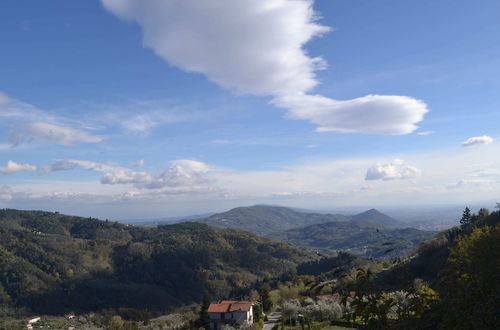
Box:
[207, 300, 257, 329]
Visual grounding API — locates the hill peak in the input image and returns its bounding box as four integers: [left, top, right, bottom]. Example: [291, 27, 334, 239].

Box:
[196, 205, 346, 235]
[350, 209, 402, 228]
[360, 208, 384, 215]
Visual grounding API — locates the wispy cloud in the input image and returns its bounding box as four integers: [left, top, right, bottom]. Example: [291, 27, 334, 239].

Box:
[133, 159, 145, 168]
[11, 122, 104, 146]
[106, 108, 202, 134]
[101, 0, 428, 135]
[44, 159, 211, 189]
[0, 160, 37, 175]
[462, 135, 494, 147]
[1, 93, 104, 146]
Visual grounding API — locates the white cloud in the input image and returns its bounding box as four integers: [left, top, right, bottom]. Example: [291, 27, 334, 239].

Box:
[133, 159, 145, 168]
[138, 160, 211, 189]
[4, 141, 500, 216]
[14, 122, 104, 146]
[365, 159, 420, 181]
[417, 130, 434, 136]
[448, 179, 497, 190]
[0, 185, 14, 201]
[0, 92, 48, 122]
[111, 109, 201, 134]
[462, 135, 494, 147]
[0, 160, 37, 175]
[101, 0, 428, 135]
[45, 159, 153, 185]
[1, 93, 104, 146]
[471, 168, 500, 178]
[275, 94, 427, 134]
[43, 159, 78, 173]
[44, 159, 211, 189]
[101, 0, 328, 97]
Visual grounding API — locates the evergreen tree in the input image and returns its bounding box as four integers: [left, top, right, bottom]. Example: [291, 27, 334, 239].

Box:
[460, 207, 472, 225]
[253, 304, 263, 322]
[478, 208, 490, 220]
[198, 293, 211, 327]
[260, 286, 273, 313]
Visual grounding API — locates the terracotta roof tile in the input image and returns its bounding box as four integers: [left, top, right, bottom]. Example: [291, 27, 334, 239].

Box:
[228, 302, 253, 312]
[207, 304, 229, 313]
[208, 300, 256, 313]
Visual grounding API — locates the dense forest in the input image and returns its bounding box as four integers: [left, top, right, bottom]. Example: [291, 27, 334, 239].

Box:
[0, 209, 316, 318]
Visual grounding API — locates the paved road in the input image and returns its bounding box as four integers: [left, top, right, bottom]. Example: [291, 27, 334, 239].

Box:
[263, 312, 281, 330]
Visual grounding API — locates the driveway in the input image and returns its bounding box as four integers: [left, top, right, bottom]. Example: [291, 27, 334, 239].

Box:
[263, 312, 281, 330]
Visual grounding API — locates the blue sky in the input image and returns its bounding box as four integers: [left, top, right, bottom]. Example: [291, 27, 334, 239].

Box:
[0, 0, 499, 219]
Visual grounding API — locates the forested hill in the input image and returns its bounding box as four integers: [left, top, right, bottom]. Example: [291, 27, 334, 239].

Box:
[0, 209, 317, 315]
[194, 205, 404, 236]
[349, 208, 402, 228]
[196, 205, 347, 235]
[374, 207, 500, 328]
[266, 220, 435, 258]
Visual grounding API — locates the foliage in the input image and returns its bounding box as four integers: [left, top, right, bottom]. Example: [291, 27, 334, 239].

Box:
[281, 300, 300, 324]
[439, 224, 500, 329]
[302, 299, 343, 322]
[260, 285, 273, 313]
[0, 209, 317, 316]
[198, 293, 210, 328]
[267, 220, 435, 258]
[460, 206, 472, 225]
[253, 303, 263, 322]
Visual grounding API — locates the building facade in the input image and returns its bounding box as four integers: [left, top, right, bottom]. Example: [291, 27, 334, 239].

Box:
[207, 300, 256, 329]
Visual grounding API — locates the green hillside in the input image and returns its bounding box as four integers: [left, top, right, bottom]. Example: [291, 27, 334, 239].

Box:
[195, 205, 405, 236]
[0, 209, 317, 316]
[267, 221, 435, 258]
[265, 207, 499, 329]
[197, 205, 348, 235]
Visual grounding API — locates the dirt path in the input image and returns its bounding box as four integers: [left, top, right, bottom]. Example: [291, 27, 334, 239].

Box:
[263, 312, 281, 330]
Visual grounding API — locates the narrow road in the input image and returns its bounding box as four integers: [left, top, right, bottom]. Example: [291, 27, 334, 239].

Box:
[263, 312, 281, 330]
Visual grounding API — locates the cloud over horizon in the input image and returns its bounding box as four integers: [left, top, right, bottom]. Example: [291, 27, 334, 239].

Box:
[101, 0, 428, 135]
[44, 159, 211, 189]
[365, 159, 420, 181]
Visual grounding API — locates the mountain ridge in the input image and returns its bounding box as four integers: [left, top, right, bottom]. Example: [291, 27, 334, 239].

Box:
[192, 204, 405, 236]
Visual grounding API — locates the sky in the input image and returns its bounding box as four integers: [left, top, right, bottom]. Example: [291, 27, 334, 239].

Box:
[0, 0, 499, 220]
